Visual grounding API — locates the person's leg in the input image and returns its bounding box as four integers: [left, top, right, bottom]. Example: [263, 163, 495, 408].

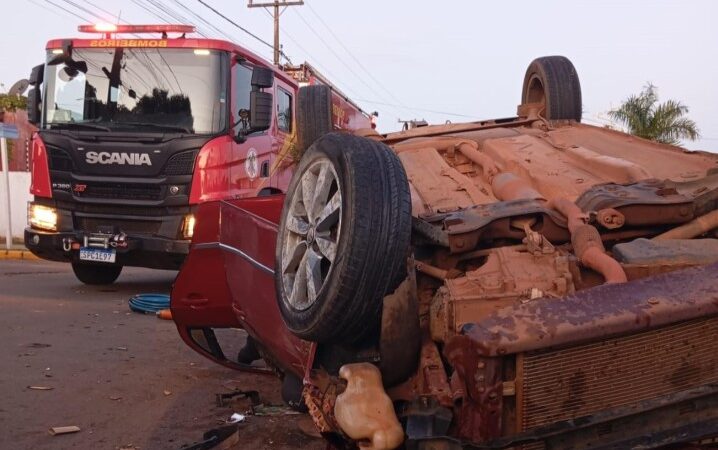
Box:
[237, 335, 261, 364]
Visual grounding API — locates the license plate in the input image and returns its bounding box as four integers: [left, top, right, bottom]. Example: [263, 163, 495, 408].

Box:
[79, 247, 116, 263]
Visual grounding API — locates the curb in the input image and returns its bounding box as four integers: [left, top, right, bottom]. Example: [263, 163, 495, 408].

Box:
[0, 249, 40, 260]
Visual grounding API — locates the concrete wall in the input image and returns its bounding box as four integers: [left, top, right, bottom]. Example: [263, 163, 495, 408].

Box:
[0, 171, 31, 240]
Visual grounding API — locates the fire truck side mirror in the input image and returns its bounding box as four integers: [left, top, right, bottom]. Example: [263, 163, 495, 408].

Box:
[251, 67, 274, 89]
[29, 64, 44, 86]
[27, 64, 44, 125]
[235, 66, 274, 142]
[249, 91, 272, 133]
[27, 88, 41, 125]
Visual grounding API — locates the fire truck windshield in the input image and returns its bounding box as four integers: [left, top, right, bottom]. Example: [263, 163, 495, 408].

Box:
[43, 48, 227, 135]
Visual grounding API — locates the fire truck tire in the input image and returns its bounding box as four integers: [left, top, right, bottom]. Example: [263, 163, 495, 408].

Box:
[71, 263, 123, 285]
[522, 55, 582, 122]
[296, 85, 333, 156]
[275, 132, 411, 343]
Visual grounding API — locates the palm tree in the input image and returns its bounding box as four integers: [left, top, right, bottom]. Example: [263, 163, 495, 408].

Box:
[608, 83, 699, 146]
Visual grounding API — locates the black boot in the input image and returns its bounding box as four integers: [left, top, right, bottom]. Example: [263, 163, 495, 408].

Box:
[237, 336, 261, 364]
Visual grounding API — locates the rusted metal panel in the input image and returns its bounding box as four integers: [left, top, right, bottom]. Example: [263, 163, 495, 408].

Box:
[397, 146, 491, 215]
[430, 246, 574, 343]
[613, 238, 718, 266]
[443, 348, 504, 443]
[419, 336, 453, 408]
[382, 118, 535, 145]
[453, 262, 718, 357]
[520, 316, 718, 430]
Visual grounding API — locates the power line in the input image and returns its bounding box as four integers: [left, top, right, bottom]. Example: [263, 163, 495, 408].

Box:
[29, 0, 75, 20]
[174, 0, 271, 58]
[354, 99, 478, 119]
[148, 0, 213, 38]
[51, 0, 181, 95]
[257, 8, 354, 91]
[195, 0, 276, 53]
[133, 0, 210, 39]
[173, 0, 236, 41]
[130, 0, 172, 24]
[247, 1, 303, 65]
[305, 2, 408, 110]
[80, 1, 184, 92]
[83, 0, 122, 22]
[58, 0, 106, 22]
[43, 0, 88, 22]
[291, 8, 403, 120]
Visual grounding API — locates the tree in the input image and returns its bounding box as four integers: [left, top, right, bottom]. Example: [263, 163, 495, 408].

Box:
[608, 83, 699, 146]
[0, 94, 27, 113]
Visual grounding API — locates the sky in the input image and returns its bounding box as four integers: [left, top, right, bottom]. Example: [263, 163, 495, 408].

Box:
[1, 0, 717, 152]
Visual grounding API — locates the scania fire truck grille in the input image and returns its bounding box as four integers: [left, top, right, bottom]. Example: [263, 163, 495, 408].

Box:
[518, 316, 718, 432]
[77, 217, 161, 234]
[48, 148, 75, 171]
[77, 183, 162, 201]
[163, 150, 197, 175]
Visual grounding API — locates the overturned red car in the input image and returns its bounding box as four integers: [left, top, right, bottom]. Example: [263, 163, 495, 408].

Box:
[171, 56, 718, 449]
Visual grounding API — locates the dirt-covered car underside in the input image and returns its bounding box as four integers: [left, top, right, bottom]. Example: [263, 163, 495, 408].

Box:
[171, 56, 718, 450]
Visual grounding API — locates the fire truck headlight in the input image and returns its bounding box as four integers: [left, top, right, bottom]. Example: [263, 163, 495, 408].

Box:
[182, 214, 196, 240]
[28, 203, 58, 231]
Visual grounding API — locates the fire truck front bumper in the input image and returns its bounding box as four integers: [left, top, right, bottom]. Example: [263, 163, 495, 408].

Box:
[24, 227, 190, 270]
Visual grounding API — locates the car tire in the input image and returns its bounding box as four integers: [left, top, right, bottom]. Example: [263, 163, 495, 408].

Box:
[296, 85, 333, 155]
[275, 132, 411, 343]
[71, 263, 123, 285]
[522, 55, 582, 122]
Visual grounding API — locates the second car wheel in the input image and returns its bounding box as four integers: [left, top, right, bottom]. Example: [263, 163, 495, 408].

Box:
[71, 262, 123, 285]
[296, 84, 333, 156]
[275, 132, 412, 344]
[522, 55, 582, 122]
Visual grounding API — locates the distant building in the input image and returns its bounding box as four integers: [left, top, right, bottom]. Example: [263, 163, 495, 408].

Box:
[0, 110, 36, 171]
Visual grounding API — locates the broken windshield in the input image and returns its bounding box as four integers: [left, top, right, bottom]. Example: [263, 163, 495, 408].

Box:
[43, 48, 228, 135]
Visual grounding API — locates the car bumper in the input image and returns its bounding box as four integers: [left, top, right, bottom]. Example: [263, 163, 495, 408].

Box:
[407, 385, 718, 449]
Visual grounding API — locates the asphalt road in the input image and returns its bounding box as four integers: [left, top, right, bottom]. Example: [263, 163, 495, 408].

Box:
[0, 259, 323, 450]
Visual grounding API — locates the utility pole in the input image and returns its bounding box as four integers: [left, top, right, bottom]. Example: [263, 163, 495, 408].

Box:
[247, 0, 303, 66]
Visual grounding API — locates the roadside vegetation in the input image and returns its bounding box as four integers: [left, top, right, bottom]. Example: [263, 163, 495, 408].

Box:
[609, 83, 699, 146]
[0, 94, 27, 113]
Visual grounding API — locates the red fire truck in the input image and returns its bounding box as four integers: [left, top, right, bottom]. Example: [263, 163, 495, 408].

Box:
[23, 24, 373, 284]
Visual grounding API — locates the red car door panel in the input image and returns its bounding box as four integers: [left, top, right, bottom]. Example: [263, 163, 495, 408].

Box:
[219, 197, 310, 375]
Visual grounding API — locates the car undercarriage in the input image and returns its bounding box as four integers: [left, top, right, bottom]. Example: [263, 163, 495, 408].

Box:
[171, 56, 718, 449]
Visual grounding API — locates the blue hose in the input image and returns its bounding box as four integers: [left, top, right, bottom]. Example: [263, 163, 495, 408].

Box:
[128, 293, 170, 314]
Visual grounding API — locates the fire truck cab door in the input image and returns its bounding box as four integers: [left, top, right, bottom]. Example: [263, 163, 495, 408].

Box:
[272, 79, 295, 192]
[230, 62, 273, 198]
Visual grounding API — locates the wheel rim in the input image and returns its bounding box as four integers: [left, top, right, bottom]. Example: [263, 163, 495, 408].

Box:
[281, 158, 342, 311]
[526, 74, 546, 105]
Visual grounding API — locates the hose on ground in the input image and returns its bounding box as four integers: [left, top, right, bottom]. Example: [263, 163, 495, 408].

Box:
[128, 293, 170, 314]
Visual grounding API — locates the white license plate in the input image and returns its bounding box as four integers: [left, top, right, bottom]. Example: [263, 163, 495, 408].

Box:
[79, 247, 116, 263]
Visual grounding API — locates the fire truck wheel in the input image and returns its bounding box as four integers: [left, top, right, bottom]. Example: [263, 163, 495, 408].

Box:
[71, 263, 123, 285]
[296, 85, 333, 156]
[275, 132, 411, 343]
[522, 55, 582, 122]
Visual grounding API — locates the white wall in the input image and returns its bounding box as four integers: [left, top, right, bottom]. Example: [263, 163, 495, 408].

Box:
[0, 171, 32, 241]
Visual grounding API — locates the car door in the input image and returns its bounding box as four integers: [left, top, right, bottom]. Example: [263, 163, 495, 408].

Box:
[219, 196, 311, 376]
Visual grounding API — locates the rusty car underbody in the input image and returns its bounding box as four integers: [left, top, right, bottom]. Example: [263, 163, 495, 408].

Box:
[172, 57, 718, 449]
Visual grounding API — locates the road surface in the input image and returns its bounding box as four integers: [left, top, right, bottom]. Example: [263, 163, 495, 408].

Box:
[0, 259, 322, 450]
